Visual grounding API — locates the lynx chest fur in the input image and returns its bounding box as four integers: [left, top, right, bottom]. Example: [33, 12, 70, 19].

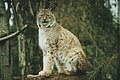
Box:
[37, 9, 87, 76]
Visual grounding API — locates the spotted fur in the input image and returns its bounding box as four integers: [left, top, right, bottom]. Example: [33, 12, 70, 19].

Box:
[37, 9, 87, 76]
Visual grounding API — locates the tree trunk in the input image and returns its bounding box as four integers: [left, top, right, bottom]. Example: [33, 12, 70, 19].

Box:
[0, 0, 12, 80]
[117, 0, 120, 80]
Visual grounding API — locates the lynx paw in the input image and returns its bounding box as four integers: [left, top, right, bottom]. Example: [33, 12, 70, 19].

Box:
[58, 69, 72, 75]
[38, 71, 51, 77]
[58, 69, 66, 74]
[64, 70, 73, 75]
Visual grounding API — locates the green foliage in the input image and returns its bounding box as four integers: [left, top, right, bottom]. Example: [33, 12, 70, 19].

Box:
[3, 0, 117, 79]
[87, 54, 117, 80]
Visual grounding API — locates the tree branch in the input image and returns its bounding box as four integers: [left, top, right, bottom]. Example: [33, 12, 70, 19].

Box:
[0, 24, 28, 42]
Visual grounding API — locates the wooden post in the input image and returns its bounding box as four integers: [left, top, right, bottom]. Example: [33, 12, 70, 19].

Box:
[27, 74, 86, 80]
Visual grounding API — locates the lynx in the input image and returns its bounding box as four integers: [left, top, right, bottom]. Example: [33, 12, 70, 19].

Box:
[36, 9, 87, 76]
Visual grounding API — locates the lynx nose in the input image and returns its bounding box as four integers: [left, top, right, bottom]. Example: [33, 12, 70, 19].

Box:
[43, 19, 46, 23]
[43, 19, 46, 21]
[42, 19, 48, 23]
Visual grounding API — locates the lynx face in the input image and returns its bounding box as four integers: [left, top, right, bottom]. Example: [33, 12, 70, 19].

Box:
[37, 9, 56, 28]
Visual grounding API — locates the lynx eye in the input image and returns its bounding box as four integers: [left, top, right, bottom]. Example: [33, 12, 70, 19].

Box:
[40, 15, 43, 16]
[46, 15, 49, 16]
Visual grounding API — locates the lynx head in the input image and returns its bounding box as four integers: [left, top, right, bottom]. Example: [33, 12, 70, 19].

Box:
[37, 9, 56, 28]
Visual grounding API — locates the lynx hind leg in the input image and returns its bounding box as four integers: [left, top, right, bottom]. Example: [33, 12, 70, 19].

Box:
[54, 58, 64, 74]
[64, 48, 87, 75]
[62, 49, 80, 75]
[64, 60, 78, 75]
[54, 54, 76, 75]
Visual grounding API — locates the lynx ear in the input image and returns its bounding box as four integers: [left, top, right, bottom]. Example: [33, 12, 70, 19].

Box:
[48, 7, 52, 11]
[48, 3, 58, 12]
[39, 8, 42, 11]
[48, 7, 55, 12]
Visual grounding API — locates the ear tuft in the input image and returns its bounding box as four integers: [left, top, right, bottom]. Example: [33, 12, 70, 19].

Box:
[48, 7, 52, 11]
[49, 2, 58, 12]
[39, 8, 42, 11]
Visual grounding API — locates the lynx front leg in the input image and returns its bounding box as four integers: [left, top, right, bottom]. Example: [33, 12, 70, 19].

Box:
[38, 46, 57, 76]
[54, 58, 65, 74]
